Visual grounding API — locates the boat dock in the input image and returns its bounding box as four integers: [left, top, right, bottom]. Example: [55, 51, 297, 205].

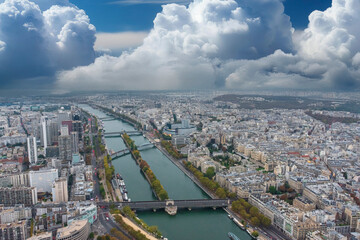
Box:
[111, 173, 131, 202]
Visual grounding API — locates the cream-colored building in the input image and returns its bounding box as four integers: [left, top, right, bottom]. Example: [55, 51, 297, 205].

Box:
[52, 177, 68, 203]
[293, 197, 316, 212]
[56, 220, 90, 240]
[345, 206, 360, 231]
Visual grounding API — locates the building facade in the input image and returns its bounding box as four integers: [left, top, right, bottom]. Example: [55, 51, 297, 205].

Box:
[29, 169, 58, 193]
[59, 135, 72, 161]
[27, 136, 38, 164]
[0, 187, 37, 206]
[56, 220, 90, 240]
[52, 178, 68, 203]
[0, 221, 27, 240]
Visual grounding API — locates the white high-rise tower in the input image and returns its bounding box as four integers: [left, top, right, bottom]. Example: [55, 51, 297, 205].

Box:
[27, 136, 38, 164]
[41, 116, 48, 154]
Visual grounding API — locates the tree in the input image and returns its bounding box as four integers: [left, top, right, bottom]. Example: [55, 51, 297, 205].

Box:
[232, 200, 242, 212]
[133, 150, 141, 159]
[239, 199, 246, 205]
[280, 194, 288, 201]
[148, 225, 159, 234]
[249, 206, 259, 217]
[228, 192, 237, 199]
[208, 181, 217, 191]
[251, 216, 260, 226]
[243, 202, 252, 212]
[261, 217, 271, 227]
[140, 160, 149, 170]
[100, 145, 106, 154]
[151, 180, 162, 193]
[279, 185, 286, 192]
[287, 187, 294, 193]
[158, 189, 169, 200]
[252, 231, 259, 238]
[205, 167, 216, 179]
[240, 210, 247, 218]
[89, 232, 95, 239]
[269, 186, 277, 194]
[215, 187, 227, 198]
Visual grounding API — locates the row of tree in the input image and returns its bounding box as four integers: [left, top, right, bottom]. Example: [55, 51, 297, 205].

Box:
[123, 134, 169, 201]
[109, 229, 131, 240]
[104, 155, 115, 183]
[114, 214, 150, 240]
[123, 133, 137, 151]
[183, 161, 236, 199]
[161, 140, 184, 159]
[96, 234, 119, 240]
[103, 155, 115, 200]
[231, 199, 271, 227]
[121, 206, 162, 238]
[139, 158, 169, 200]
[99, 184, 105, 199]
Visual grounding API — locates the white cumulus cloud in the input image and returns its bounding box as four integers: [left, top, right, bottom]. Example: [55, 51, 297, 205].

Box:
[95, 31, 148, 54]
[0, 0, 95, 87]
[226, 0, 360, 90]
[57, 0, 294, 90]
[3, 0, 360, 90]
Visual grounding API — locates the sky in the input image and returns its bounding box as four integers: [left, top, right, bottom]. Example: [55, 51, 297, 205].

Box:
[1, 0, 359, 91]
[70, 0, 331, 32]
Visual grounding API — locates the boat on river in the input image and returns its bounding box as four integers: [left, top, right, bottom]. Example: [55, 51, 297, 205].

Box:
[232, 218, 246, 230]
[228, 232, 240, 240]
[112, 175, 129, 201]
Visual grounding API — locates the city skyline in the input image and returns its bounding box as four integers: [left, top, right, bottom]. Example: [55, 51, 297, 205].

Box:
[1, 0, 359, 92]
[1, 92, 360, 240]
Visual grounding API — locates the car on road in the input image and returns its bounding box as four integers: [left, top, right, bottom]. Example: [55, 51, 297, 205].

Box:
[106, 217, 109, 221]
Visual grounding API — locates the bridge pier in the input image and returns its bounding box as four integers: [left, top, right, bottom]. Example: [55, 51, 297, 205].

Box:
[165, 200, 177, 215]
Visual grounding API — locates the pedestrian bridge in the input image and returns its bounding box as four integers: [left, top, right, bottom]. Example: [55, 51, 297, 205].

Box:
[104, 130, 142, 137]
[110, 143, 155, 159]
[137, 143, 154, 151]
[97, 199, 231, 215]
[110, 149, 130, 159]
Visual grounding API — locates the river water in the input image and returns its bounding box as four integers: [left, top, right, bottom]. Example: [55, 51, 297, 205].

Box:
[82, 105, 250, 240]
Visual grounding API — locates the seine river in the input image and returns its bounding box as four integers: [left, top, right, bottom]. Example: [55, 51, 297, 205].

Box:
[82, 105, 250, 240]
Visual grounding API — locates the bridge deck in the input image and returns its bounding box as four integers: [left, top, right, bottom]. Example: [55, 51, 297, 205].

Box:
[104, 131, 140, 135]
[98, 199, 230, 210]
